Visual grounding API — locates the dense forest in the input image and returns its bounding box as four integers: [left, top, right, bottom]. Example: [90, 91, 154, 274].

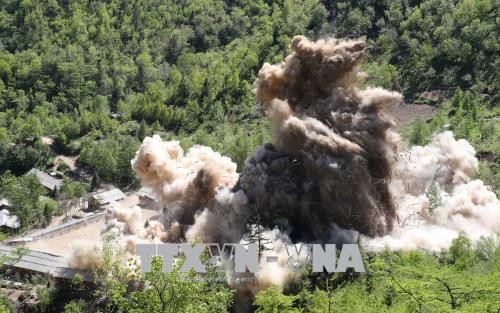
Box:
[0, 0, 498, 312]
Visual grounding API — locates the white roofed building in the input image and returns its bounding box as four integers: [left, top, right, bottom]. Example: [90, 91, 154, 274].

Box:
[0, 208, 20, 229]
[88, 188, 125, 210]
[0, 199, 9, 209]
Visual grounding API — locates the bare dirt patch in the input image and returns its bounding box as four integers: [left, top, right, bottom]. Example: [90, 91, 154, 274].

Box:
[25, 194, 159, 256]
[387, 104, 438, 129]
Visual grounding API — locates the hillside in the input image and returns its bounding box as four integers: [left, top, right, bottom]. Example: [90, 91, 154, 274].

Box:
[0, 0, 498, 312]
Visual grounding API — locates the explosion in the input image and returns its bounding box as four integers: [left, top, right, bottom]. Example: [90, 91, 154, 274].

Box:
[71, 35, 499, 298]
[242, 35, 403, 239]
[132, 35, 404, 247]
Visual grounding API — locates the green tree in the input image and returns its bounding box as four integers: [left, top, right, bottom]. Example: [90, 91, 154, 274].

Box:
[0, 172, 47, 229]
[254, 286, 300, 313]
[94, 245, 233, 313]
[63, 300, 85, 313]
[406, 118, 431, 146]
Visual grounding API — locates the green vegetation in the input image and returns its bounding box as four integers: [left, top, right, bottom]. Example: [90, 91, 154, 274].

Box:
[254, 235, 500, 312]
[0, 294, 11, 312]
[0, 172, 56, 229]
[63, 301, 85, 313]
[0, 0, 330, 185]
[29, 245, 235, 313]
[95, 252, 234, 313]
[0, 0, 497, 187]
[0, 247, 29, 313]
[1, 235, 497, 312]
[0, 0, 498, 311]
[338, 0, 499, 98]
[77, 134, 140, 188]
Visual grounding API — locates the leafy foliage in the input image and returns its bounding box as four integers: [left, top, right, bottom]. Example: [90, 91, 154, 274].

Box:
[404, 89, 499, 194]
[0, 0, 497, 184]
[78, 134, 140, 188]
[255, 235, 500, 312]
[0, 171, 48, 229]
[327, 0, 499, 98]
[93, 245, 234, 313]
[0, 0, 498, 311]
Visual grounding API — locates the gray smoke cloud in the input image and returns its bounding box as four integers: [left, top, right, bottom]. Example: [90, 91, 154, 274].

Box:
[69, 35, 499, 302]
[127, 35, 406, 296]
[130, 35, 406, 251]
[240, 35, 402, 240]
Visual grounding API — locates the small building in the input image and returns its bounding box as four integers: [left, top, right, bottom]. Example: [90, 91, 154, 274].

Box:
[137, 186, 161, 210]
[0, 244, 91, 282]
[88, 188, 125, 211]
[0, 208, 20, 229]
[0, 199, 9, 210]
[26, 168, 63, 194]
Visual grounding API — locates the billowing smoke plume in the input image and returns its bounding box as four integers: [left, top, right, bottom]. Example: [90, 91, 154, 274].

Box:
[67, 202, 167, 271]
[128, 35, 499, 290]
[364, 131, 500, 251]
[132, 35, 404, 247]
[71, 35, 498, 299]
[126, 35, 407, 296]
[132, 135, 252, 244]
[240, 35, 404, 240]
[132, 137, 239, 228]
[105, 204, 166, 241]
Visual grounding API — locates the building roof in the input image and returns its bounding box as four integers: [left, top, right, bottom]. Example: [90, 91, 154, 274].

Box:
[137, 186, 157, 200]
[26, 168, 63, 191]
[0, 245, 90, 280]
[0, 209, 19, 228]
[0, 199, 9, 208]
[91, 188, 125, 204]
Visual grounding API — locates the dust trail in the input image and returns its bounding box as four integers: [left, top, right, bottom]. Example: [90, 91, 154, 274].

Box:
[67, 239, 102, 270]
[363, 131, 500, 251]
